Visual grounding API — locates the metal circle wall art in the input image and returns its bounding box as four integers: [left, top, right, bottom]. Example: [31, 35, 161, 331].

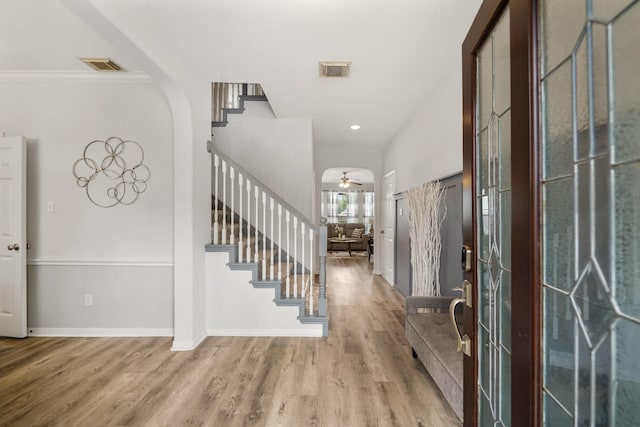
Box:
[73, 137, 150, 207]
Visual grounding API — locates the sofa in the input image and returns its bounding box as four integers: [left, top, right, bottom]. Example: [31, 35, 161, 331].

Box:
[327, 223, 370, 252]
[405, 296, 463, 420]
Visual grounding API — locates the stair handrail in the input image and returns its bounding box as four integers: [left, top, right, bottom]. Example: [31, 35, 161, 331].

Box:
[207, 141, 318, 231]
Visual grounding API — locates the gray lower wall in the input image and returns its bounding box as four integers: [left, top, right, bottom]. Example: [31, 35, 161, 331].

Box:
[395, 197, 411, 297]
[27, 264, 173, 331]
[394, 173, 463, 297]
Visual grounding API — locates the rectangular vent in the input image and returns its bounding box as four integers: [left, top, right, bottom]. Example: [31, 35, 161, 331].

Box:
[79, 57, 123, 72]
[319, 61, 351, 77]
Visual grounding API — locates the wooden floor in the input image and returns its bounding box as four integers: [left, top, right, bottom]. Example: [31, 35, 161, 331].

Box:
[0, 256, 460, 427]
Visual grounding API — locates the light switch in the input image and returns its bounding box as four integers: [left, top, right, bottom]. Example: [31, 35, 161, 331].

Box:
[46, 200, 55, 213]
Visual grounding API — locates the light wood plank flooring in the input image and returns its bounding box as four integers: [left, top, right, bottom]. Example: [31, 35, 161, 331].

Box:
[0, 256, 460, 427]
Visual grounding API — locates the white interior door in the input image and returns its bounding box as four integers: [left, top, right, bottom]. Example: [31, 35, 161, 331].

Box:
[382, 170, 395, 285]
[0, 136, 27, 338]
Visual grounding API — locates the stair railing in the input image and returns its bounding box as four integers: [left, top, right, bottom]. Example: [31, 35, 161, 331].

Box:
[208, 141, 327, 317]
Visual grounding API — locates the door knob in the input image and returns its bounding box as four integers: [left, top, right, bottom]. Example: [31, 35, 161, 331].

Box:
[7, 243, 19, 251]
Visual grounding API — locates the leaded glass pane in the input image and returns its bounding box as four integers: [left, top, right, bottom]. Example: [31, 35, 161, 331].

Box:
[494, 9, 510, 116]
[612, 2, 640, 164]
[500, 271, 511, 351]
[499, 191, 511, 271]
[478, 129, 490, 195]
[499, 110, 511, 191]
[475, 5, 510, 424]
[543, 287, 575, 413]
[540, 0, 586, 75]
[614, 162, 640, 320]
[576, 161, 590, 272]
[479, 194, 490, 262]
[593, 0, 633, 21]
[543, 177, 574, 292]
[544, 392, 573, 426]
[576, 37, 590, 161]
[542, 61, 573, 180]
[592, 23, 609, 157]
[478, 38, 493, 131]
[594, 155, 611, 280]
[480, 261, 491, 327]
[540, 1, 640, 425]
[479, 324, 491, 396]
[615, 319, 640, 425]
[500, 348, 511, 426]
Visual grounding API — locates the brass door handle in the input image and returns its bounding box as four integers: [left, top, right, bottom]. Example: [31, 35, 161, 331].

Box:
[7, 243, 19, 251]
[449, 296, 471, 356]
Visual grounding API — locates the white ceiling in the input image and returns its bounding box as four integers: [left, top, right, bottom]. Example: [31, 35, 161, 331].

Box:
[0, 0, 481, 149]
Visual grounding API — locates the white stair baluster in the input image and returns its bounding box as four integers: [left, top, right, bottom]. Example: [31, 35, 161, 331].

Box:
[246, 179, 252, 263]
[277, 204, 282, 281]
[301, 223, 306, 300]
[213, 154, 219, 244]
[238, 173, 243, 263]
[221, 161, 227, 245]
[293, 217, 298, 298]
[286, 211, 290, 297]
[262, 191, 267, 279]
[270, 198, 275, 280]
[254, 185, 259, 263]
[229, 166, 235, 245]
[309, 230, 314, 316]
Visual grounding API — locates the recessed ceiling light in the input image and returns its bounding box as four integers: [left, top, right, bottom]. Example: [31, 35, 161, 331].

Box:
[350, 125, 361, 130]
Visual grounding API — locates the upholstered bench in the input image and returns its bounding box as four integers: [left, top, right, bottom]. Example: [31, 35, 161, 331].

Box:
[405, 296, 463, 419]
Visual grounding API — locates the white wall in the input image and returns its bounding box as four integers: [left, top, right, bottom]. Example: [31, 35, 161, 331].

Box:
[59, 0, 218, 350]
[382, 66, 464, 194]
[0, 78, 174, 334]
[213, 101, 314, 219]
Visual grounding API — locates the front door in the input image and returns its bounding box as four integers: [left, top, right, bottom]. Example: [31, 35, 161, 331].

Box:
[462, 0, 640, 425]
[0, 136, 27, 338]
[463, 2, 514, 425]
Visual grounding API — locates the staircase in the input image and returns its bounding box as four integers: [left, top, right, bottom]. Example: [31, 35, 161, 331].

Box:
[206, 143, 329, 336]
[211, 82, 267, 129]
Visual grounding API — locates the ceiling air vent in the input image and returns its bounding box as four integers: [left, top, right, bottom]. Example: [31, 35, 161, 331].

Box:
[319, 61, 351, 78]
[79, 57, 123, 72]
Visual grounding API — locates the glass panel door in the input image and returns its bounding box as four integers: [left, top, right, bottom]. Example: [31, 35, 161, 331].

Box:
[540, 0, 640, 425]
[475, 6, 512, 426]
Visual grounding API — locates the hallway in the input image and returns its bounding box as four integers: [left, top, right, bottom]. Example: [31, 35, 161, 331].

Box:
[0, 256, 459, 426]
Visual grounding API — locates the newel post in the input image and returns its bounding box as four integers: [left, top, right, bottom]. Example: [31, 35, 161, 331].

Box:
[318, 217, 328, 316]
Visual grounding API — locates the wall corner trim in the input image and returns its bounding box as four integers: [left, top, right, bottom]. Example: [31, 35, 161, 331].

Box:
[171, 330, 206, 352]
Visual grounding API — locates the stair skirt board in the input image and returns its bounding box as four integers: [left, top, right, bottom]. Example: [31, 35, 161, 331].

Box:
[205, 251, 325, 337]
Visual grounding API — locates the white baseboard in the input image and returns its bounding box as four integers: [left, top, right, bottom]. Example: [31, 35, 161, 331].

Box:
[207, 328, 323, 337]
[28, 328, 173, 337]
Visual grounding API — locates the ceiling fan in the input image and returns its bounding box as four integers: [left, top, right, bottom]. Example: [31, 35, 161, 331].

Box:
[339, 172, 362, 188]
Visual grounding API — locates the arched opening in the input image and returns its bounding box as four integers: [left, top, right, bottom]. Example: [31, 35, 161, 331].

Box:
[320, 168, 375, 261]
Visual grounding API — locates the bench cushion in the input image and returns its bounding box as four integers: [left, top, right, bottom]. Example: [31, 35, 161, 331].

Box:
[406, 312, 463, 419]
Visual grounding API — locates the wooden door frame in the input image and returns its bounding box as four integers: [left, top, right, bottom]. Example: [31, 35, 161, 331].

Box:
[462, 0, 540, 425]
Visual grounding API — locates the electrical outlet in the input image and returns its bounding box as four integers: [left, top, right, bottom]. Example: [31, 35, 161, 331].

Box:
[84, 294, 93, 306]
[47, 200, 55, 213]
